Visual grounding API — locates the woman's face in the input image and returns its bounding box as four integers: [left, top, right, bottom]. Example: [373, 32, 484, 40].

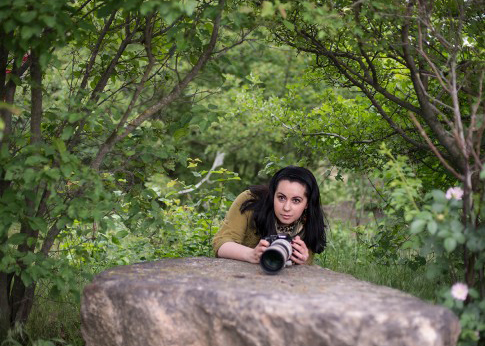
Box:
[273, 179, 308, 225]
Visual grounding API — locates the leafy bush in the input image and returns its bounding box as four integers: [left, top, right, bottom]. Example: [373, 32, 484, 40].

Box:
[378, 145, 485, 345]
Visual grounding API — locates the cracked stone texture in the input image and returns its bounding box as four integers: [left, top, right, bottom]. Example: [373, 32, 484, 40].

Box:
[81, 257, 460, 346]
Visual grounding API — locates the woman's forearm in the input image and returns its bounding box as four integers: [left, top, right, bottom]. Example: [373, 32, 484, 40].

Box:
[217, 242, 254, 262]
[217, 240, 269, 264]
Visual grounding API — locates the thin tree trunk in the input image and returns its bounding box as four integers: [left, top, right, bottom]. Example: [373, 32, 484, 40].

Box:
[0, 31, 15, 339]
[13, 283, 36, 325]
[0, 273, 11, 339]
[4, 48, 44, 330]
[30, 50, 42, 144]
[9, 48, 44, 326]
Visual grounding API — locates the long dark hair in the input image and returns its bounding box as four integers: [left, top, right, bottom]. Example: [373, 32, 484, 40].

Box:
[240, 166, 327, 253]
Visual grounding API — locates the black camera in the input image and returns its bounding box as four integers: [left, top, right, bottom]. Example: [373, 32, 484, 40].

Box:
[260, 234, 293, 274]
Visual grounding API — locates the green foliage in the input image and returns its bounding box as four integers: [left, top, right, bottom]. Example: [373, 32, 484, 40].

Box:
[143, 167, 240, 258]
[25, 286, 85, 346]
[0, 0, 262, 337]
[2, 164, 240, 346]
[1, 322, 71, 346]
[378, 148, 485, 344]
[379, 144, 423, 222]
[413, 190, 485, 345]
[316, 221, 438, 301]
[178, 71, 312, 188]
[0, 0, 75, 60]
[441, 287, 485, 345]
[264, 0, 483, 187]
[58, 165, 240, 268]
[0, 140, 112, 300]
[0, 0, 482, 344]
[318, 146, 484, 344]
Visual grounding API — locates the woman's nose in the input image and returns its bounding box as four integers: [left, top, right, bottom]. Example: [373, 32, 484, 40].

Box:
[283, 201, 291, 211]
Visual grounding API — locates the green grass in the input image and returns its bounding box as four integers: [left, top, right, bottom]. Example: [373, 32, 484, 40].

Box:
[3, 271, 94, 346]
[315, 221, 440, 302]
[26, 295, 83, 346]
[2, 297, 83, 346]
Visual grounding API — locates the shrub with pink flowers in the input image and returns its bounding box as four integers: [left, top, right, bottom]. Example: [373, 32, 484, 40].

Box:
[380, 145, 485, 345]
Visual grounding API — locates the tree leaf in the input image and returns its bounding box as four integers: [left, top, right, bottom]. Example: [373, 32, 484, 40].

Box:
[431, 190, 447, 203]
[410, 219, 426, 234]
[8, 233, 27, 245]
[444, 238, 457, 252]
[427, 220, 438, 235]
[25, 155, 48, 166]
[261, 1, 274, 17]
[21, 25, 40, 40]
[21, 270, 33, 287]
[283, 20, 295, 30]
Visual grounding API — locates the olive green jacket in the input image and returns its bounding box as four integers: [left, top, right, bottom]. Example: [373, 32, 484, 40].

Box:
[213, 190, 314, 264]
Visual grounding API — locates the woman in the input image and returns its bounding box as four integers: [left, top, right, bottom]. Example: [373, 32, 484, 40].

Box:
[213, 166, 327, 265]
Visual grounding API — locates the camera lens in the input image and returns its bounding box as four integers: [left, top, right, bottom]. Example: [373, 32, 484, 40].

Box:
[260, 239, 292, 274]
[261, 249, 285, 273]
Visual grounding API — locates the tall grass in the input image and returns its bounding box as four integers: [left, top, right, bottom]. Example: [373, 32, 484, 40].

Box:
[26, 297, 83, 346]
[315, 220, 440, 302]
[2, 267, 99, 346]
[2, 294, 83, 346]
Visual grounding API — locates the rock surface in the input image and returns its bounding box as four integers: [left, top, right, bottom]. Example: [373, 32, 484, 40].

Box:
[81, 257, 460, 346]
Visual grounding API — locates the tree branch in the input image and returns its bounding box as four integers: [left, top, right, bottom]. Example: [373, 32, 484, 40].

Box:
[79, 11, 117, 90]
[90, 0, 226, 171]
[118, 16, 156, 128]
[298, 29, 423, 115]
[471, 71, 484, 163]
[178, 152, 225, 194]
[401, 3, 464, 170]
[40, 224, 60, 256]
[90, 16, 141, 102]
[68, 15, 140, 150]
[409, 112, 463, 180]
[71, 0, 94, 17]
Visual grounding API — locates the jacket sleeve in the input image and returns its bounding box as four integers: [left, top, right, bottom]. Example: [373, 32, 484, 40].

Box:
[307, 251, 315, 265]
[213, 190, 252, 256]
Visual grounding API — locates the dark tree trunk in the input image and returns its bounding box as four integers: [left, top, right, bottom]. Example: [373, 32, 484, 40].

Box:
[8, 48, 44, 327]
[0, 29, 16, 340]
[0, 273, 11, 339]
[0, 48, 44, 338]
[30, 49, 42, 144]
[11, 277, 36, 325]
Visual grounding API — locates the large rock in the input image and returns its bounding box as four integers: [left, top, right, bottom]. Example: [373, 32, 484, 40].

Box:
[81, 257, 460, 346]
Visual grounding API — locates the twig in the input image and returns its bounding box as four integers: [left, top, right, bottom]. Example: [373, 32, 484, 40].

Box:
[178, 152, 226, 194]
[409, 112, 463, 180]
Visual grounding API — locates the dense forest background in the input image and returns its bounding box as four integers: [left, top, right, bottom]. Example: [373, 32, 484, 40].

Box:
[1, 0, 484, 345]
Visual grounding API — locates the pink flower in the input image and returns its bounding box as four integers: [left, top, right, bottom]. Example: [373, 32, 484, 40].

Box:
[446, 187, 463, 200]
[451, 282, 468, 301]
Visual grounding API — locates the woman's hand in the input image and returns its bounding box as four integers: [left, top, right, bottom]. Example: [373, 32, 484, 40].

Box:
[246, 239, 270, 264]
[291, 236, 309, 265]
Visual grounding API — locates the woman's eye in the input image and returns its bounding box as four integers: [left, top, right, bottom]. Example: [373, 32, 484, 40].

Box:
[293, 199, 301, 204]
[278, 195, 285, 201]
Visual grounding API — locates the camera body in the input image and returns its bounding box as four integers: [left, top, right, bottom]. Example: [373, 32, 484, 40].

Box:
[260, 234, 293, 274]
